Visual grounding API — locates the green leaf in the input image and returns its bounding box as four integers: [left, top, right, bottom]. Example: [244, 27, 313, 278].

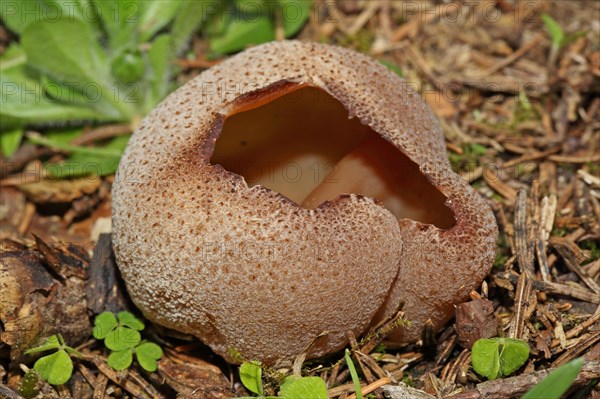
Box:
[471, 338, 530, 380]
[541, 14, 565, 48]
[93, 312, 118, 339]
[138, 0, 182, 42]
[118, 311, 145, 331]
[112, 50, 145, 83]
[469, 143, 488, 156]
[44, 135, 129, 178]
[522, 357, 584, 399]
[210, 13, 274, 55]
[0, 44, 27, 71]
[25, 335, 61, 355]
[146, 34, 173, 111]
[92, 0, 139, 52]
[471, 338, 500, 379]
[0, 0, 90, 34]
[33, 349, 73, 385]
[22, 18, 109, 87]
[239, 361, 263, 396]
[107, 349, 133, 371]
[379, 60, 403, 77]
[171, 0, 218, 56]
[279, 375, 328, 399]
[27, 133, 122, 158]
[1, 128, 23, 157]
[277, 0, 311, 37]
[47, 153, 121, 178]
[135, 342, 163, 372]
[0, 66, 111, 130]
[345, 350, 362, 399]
[105, 326, 141, 351]
[21, 18, 133, 119]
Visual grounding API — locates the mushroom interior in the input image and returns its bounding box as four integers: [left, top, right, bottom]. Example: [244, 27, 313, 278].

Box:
[211, 86, 456, 229]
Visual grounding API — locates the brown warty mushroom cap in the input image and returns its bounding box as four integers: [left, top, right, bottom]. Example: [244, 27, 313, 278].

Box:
[112, 41, 497, 365]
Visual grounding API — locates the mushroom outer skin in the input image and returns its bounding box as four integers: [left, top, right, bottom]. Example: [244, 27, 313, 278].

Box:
[112, 41, 498, 365]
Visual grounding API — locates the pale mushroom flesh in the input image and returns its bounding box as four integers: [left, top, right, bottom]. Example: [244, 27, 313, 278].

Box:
[211, 86, 456, 229]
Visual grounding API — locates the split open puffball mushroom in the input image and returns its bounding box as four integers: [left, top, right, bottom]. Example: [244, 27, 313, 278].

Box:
[112, 41, 497, 365]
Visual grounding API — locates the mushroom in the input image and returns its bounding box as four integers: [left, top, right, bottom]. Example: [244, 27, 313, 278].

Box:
[112, 41, 497, 365]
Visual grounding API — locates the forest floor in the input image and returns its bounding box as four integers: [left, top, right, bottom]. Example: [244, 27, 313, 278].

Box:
[1, 0, 599, 398]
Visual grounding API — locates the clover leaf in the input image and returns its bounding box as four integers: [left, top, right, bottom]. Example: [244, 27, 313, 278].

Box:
[33, 349, 73, 386]
[118, 311, 145, 331]
[238, 361, 327, 399]
[279, 375, 328, 399]
[240, 361, 264, 396]
[107, 349, 133, 371]
[135, 342, 163, 372]
[24, 334, 79, 386]
[95, 311, 163, 372]
[471, 338, 530, 380]
[93, 311, 143, 351]
[92, 312, 118, 339]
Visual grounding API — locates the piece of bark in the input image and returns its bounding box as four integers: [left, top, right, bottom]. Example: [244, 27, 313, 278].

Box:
[85, 233, 132, 314]
[0, 384, 22, 399]
[0, 188, 26, 241]
[158, 356, 233, 399]
[0, 238, 91, 363]
[455, 300, 498, 349]
[34, 234, 87, 280]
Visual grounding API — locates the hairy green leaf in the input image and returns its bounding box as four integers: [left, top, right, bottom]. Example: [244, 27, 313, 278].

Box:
[1, 128, 23, 157]
[277, 0, 311, 37]
[21, 18, 133, 119]
[210, 11, 274, 55]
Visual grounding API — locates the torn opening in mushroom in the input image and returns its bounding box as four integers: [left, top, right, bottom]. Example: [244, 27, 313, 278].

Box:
[210, 85, 456, 229]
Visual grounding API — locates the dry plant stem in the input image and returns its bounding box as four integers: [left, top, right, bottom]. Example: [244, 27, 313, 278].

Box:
[347, 0, 381, 35]
[480, 35, 544, 76]
[347, 331, 376, 384]
[71, 123, 132, 145]
[78, 363, 97, 387]
[92, 374, 109, 399]
[88, 356, 152, 399]
[551, 237, 600, 294]
[552, 330, 600, 367]
[445, 361, 600, 399]
[514, 189, 535, 278]
[357, 352, 388, 381]
[345, 377, 391, 399]
[495, 272, 600, 304]
[500, 146, 561, 169]
[483, 173, 517, 203]
[508, 273, 534, 339]
[548, 154, 600, 163]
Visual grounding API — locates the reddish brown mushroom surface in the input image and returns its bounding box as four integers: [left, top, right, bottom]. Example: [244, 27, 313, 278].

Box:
[112, 41, 497, 365]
